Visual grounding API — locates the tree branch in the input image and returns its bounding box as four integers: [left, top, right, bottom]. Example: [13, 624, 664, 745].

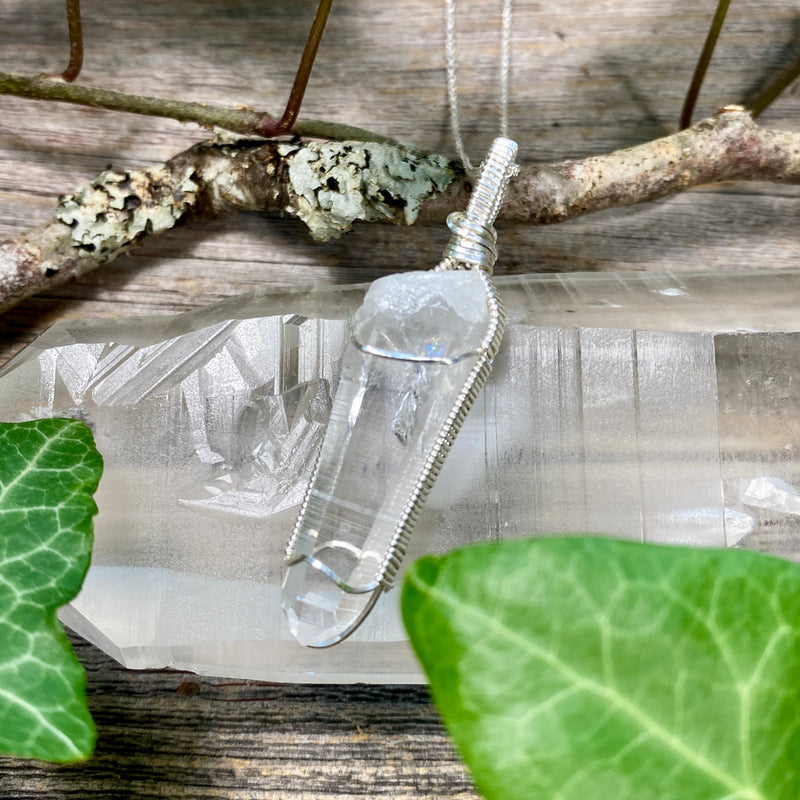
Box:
[503, 105, 800, 224]
[1, 107, 799, 314]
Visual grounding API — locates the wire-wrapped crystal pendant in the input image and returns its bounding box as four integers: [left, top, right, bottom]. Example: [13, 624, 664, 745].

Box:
[282, 138, 519, 647]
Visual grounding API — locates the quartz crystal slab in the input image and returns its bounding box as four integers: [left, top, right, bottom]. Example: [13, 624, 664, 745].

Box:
[283, 270, 496, 647]
[1, 270, 800, 681]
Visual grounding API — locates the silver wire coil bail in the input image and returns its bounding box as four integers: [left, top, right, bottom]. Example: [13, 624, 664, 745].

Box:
[439, 137, 518, 274]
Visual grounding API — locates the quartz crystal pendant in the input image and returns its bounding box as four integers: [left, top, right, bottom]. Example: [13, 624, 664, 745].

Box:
[282, 138, 519, 647]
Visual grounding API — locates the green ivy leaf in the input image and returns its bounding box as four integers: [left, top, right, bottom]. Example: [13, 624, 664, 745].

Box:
[0, 418, 103, 762]
[402, 537, 800, 800]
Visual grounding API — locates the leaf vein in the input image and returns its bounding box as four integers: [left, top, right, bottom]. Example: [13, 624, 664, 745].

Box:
[0, 685, 82, 759]
[414, 574, 765, 800]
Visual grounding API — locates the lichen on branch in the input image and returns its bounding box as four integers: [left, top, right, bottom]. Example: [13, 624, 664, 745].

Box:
[280, 141, 453, 239]
[0, 138, 460, 313]
[57, 166, 199, 256]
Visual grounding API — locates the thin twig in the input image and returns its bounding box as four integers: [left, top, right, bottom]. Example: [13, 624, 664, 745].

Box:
[61, 0, 84, 82]
[680, 0, 732, 129]
[0, 71, 399, 144]
[260, 0, 334, 137]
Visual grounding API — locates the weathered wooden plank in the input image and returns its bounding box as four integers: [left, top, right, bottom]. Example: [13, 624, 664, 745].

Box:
[0, 633, 476, 799]
[2, 0, 800, 796]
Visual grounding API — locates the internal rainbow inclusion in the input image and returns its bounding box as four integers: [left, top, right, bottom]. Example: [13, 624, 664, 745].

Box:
[282, 269, 497, 647]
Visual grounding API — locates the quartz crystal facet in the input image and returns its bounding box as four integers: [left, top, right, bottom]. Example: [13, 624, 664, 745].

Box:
[282, 270, 493, 647]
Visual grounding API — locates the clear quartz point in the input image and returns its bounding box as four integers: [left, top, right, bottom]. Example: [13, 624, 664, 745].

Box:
[283, 136, 517, 648]
[282, 270, 493, 647]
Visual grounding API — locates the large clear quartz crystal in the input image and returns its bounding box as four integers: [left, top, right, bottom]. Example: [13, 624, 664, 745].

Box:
[1, 270, 800, 681]
[283, 270, 492, 648]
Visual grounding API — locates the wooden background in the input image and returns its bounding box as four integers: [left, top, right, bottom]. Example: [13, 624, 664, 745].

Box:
[1, 0, 800, 796]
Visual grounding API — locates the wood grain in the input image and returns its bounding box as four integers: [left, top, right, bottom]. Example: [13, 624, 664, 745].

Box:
[1, 0, 800, 796]
[0, 633, 475, 799]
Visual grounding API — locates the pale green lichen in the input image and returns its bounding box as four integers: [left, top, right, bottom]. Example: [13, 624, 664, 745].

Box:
[57, 165, 198, 257]
[280, 141, 455, 241]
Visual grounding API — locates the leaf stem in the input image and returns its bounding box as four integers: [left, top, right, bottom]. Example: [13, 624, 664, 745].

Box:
[748, 50, 800, 117]
[61, 0, 84, 83]
[680, 0, 732, 129]
[259, 0, 334, 137]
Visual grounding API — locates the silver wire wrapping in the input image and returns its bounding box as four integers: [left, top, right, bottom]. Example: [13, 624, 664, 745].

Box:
[438, 137, 518, 274]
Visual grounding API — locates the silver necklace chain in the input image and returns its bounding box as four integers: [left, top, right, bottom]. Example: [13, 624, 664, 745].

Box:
[445, 0, 514, 171]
